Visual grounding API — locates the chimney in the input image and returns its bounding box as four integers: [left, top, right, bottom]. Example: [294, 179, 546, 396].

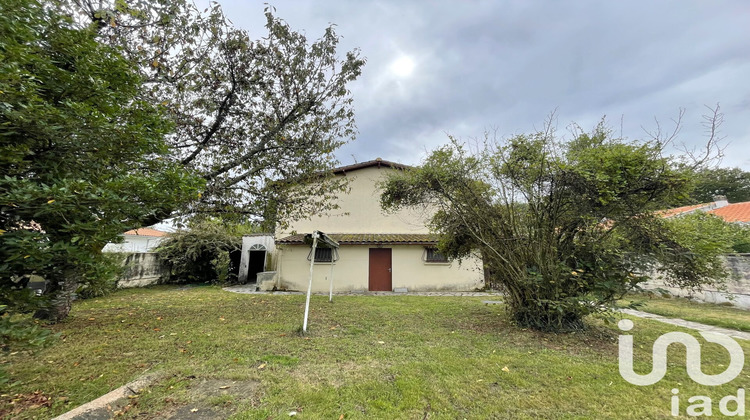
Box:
[712, 195, 729, 209]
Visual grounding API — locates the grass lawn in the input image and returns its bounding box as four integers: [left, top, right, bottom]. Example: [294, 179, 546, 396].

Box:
[3, 286, 750, 419]
[624, 293, 750, 332]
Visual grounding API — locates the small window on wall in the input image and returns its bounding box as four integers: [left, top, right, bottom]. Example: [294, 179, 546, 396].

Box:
[424, 247, 449, 263]
[307, 247, 338, 263]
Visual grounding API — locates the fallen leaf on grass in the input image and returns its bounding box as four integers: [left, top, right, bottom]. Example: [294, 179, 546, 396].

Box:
[258, 363, 267, 370]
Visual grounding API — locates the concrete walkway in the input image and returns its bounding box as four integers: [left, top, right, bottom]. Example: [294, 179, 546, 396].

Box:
[223, 284, 503, 297]
[620, 308, 750, 341]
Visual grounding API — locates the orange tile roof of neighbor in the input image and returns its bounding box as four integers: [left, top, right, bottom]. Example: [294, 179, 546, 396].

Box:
[708, 202, 750, 223]
[123, 228, 167, 237]
[657, 203, 711, 218]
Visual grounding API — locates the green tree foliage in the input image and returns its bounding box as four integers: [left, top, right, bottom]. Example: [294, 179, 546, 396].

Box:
[0, 0, 203, 322]
[0, 305, 58, 351]
[665, 212, 750, 254]
[62, 0, 366, 225]
[155, 220, 250, 284]
[381, 123, 729, 331]
[688, 167, 750, 204]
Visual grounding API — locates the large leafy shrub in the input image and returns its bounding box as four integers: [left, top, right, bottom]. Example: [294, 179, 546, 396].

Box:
[381, 122, 728, 332]
[156, 221, 244, 284]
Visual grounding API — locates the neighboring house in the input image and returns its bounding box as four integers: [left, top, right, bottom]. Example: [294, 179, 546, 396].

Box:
[660, 196, 750, 224]
[271, 158, 484, 292]
[102, 228, 167, 253]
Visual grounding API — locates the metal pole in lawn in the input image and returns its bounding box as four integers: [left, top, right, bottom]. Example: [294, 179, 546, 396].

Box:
[303, 232, 319, 333]
[328, 257, 335, 302]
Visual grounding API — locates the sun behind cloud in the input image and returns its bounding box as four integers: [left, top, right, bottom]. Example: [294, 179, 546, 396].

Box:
[390, 55, 415, 77]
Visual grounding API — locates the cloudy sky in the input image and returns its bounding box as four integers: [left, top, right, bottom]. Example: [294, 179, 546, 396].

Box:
[220, 1, 750, 170]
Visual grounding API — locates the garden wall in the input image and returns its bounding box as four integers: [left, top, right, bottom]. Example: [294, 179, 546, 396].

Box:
[644, 254, 750, 308]
[118, 252, 170, 288]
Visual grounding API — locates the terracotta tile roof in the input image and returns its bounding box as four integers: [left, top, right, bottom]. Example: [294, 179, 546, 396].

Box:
[123, 228, 167, 237]
[708, 202, 750, 223]
[276, 233, 439, 245]
[657, 203, 711, 218]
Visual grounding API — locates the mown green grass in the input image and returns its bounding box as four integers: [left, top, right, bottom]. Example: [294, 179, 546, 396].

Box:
[626, 293, 750, 332]
[3, 286, 750, 419]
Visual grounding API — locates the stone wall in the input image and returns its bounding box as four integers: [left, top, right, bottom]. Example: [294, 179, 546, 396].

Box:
[644, 254, 750, 308]
[118, 253, 170, 288]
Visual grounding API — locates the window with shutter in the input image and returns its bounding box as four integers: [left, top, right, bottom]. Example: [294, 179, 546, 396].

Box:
[425, 247, 448, 263]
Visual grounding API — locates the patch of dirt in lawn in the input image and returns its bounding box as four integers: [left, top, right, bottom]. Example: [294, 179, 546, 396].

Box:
[72, 377, 262, 420]
[156, 378, 261, 420]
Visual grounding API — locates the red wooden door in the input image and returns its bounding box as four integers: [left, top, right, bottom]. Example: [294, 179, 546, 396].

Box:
[368, 248, 392, 291]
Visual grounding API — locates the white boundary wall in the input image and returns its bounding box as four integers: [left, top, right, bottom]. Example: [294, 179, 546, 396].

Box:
[643, 254, 750, 308]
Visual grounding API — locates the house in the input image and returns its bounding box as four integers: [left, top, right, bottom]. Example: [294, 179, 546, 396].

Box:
[102, 228, 167, 253]
[269, 158, 484, 292]
[660, 196, 750, 224]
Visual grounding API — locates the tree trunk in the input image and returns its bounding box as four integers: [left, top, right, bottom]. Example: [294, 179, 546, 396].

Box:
[34, 277, 78, 323]
[510, 301, 585, 332]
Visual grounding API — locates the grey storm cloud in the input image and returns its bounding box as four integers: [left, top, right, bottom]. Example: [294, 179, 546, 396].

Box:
[221, 0, 750, 169]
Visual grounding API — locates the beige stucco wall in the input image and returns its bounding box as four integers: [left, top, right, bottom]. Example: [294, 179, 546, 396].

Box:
[276, 244, 484, 292]
[277, 166, 433, 238]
